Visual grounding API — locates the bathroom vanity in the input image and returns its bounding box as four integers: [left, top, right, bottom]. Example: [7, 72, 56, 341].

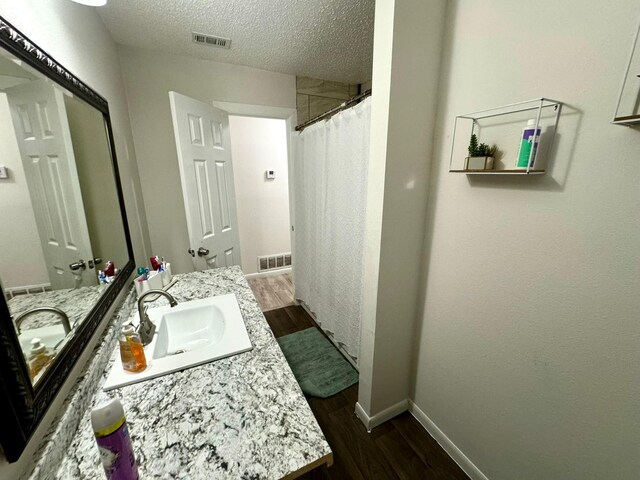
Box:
[44, 266, 332, 479]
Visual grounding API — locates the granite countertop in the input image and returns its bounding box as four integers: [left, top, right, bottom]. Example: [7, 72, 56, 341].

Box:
[8, 285, 106, 331]
[55, 266, 332, 479]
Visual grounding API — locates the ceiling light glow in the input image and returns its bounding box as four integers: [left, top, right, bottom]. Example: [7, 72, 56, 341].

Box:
[70, 0, 107, 6]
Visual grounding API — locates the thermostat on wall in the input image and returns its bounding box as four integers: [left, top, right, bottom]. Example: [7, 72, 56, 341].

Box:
[265, 169, 275, 180]
[0, 166, 8, 179]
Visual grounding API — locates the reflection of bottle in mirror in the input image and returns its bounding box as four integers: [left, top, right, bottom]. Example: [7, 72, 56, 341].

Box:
[28, 338, 55, 379]
[104, 260, 116, 277]
[119, 326, 147, 373]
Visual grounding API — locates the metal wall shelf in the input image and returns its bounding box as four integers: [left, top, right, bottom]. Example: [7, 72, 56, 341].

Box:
[450, 169, 546, 175]
[449, 98, 563, 175]
[612, 21, 640, 125]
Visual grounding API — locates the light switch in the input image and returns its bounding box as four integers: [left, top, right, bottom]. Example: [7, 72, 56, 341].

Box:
[0, 166, 8, 179]
[265, 169, 275, 180]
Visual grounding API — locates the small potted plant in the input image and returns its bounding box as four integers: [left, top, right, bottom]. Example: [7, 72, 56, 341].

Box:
[465, 134, 497, 170]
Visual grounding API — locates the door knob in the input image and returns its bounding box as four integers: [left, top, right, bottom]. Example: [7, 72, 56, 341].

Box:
[188, 248, 195, 257]
[88, 257, 102, 269]
[197, 247, 209, 257]
[69, 259, 86, 271]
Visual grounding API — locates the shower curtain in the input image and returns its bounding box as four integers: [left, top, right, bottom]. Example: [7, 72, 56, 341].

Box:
[293, 97, 371, 364]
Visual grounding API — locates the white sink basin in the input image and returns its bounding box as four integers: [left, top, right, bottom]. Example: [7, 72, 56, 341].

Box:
[153, 302, 226, 359]
[103, 293, 252, 391]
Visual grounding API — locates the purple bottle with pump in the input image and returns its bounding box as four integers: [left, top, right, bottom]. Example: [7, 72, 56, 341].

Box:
[91, 399, 139, 479]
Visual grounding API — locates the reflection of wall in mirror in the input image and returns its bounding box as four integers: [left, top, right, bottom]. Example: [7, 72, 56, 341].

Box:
[64, 96, 128, 274]
[0, 93, 48, 289]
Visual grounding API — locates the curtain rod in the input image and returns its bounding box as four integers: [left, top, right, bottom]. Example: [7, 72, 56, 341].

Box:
[295, 89, 372, 132]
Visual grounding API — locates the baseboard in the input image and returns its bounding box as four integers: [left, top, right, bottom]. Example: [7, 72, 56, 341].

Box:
[244, 267, 291, 279]
[354, 402, 371, 431]
[408, 400, 489, 480]
[354, 399, 408, 432]
[5, 282, 52, 298]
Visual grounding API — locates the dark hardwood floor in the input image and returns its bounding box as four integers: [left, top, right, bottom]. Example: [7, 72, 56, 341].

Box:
[264, 306, 469, 480]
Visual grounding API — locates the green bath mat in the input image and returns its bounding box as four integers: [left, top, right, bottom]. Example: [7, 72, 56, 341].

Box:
[277, 327, 358, 398]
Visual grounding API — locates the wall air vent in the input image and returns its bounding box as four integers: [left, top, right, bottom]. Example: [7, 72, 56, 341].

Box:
[192, 32, 231, 49]
[258, 253, 292, 272]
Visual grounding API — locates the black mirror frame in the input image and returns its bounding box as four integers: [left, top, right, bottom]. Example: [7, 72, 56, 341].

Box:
[0, 16, 135, 462]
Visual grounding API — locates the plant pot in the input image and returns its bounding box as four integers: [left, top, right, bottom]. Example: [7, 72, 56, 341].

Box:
[465, 156, 494, 170]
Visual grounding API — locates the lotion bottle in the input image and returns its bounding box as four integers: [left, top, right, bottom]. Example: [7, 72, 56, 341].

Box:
[119, 325, 147, 372]
[516, 119, 541, 168]
[91, 398, 139, 480]
[28, 338, 55, 379]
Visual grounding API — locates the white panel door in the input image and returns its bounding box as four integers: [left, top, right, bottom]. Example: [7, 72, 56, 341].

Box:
[6, 80, 95, 289]
[169, 91, 241, 271]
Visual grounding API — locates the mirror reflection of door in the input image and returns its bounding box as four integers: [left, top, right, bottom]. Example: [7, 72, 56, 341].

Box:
[0, 50, 129, 386]
[169, 91, 242, 271]
[5, 79, 95, 290]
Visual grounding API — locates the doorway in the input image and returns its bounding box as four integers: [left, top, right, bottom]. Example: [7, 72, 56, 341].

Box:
[227, 116, 290, 274]
[214, 102, 297, 312]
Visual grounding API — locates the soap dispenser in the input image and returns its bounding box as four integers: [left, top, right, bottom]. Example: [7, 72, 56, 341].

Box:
[28, 338, 55, 379]
[119, 325, 147, 373]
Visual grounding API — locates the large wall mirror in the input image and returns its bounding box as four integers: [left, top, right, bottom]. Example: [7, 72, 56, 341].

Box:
[0, 17, 134, 462]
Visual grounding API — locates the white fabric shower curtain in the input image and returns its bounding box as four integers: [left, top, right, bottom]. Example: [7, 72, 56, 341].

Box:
[293, 97, 371, 363]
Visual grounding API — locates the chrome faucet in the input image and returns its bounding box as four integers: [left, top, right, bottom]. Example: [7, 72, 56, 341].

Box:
[137, 290, 178, 345]
[14, 307, 71, 335]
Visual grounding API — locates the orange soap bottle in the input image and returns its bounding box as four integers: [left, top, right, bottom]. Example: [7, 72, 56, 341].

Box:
[119, 325, 147, 372]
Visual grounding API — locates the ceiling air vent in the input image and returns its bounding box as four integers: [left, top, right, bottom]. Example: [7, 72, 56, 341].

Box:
[192, 32, 231, 49]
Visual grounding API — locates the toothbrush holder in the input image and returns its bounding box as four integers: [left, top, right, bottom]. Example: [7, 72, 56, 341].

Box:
[161, 263, 172, 286]
[134, 271, 163, 297]
[133, 263, 172, 298]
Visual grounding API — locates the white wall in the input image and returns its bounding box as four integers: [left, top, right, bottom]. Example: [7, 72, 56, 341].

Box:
[118, 46, 296, 274]
[0, 94, 48, 289]
[228, 116, 290, 275]
[412, 1, 640, 479]
[358, 0, 447, 417]
[0, 0, 149, 475]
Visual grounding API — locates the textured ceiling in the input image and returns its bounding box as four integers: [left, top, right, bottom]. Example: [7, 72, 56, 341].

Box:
[98, 0, 374, 83]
